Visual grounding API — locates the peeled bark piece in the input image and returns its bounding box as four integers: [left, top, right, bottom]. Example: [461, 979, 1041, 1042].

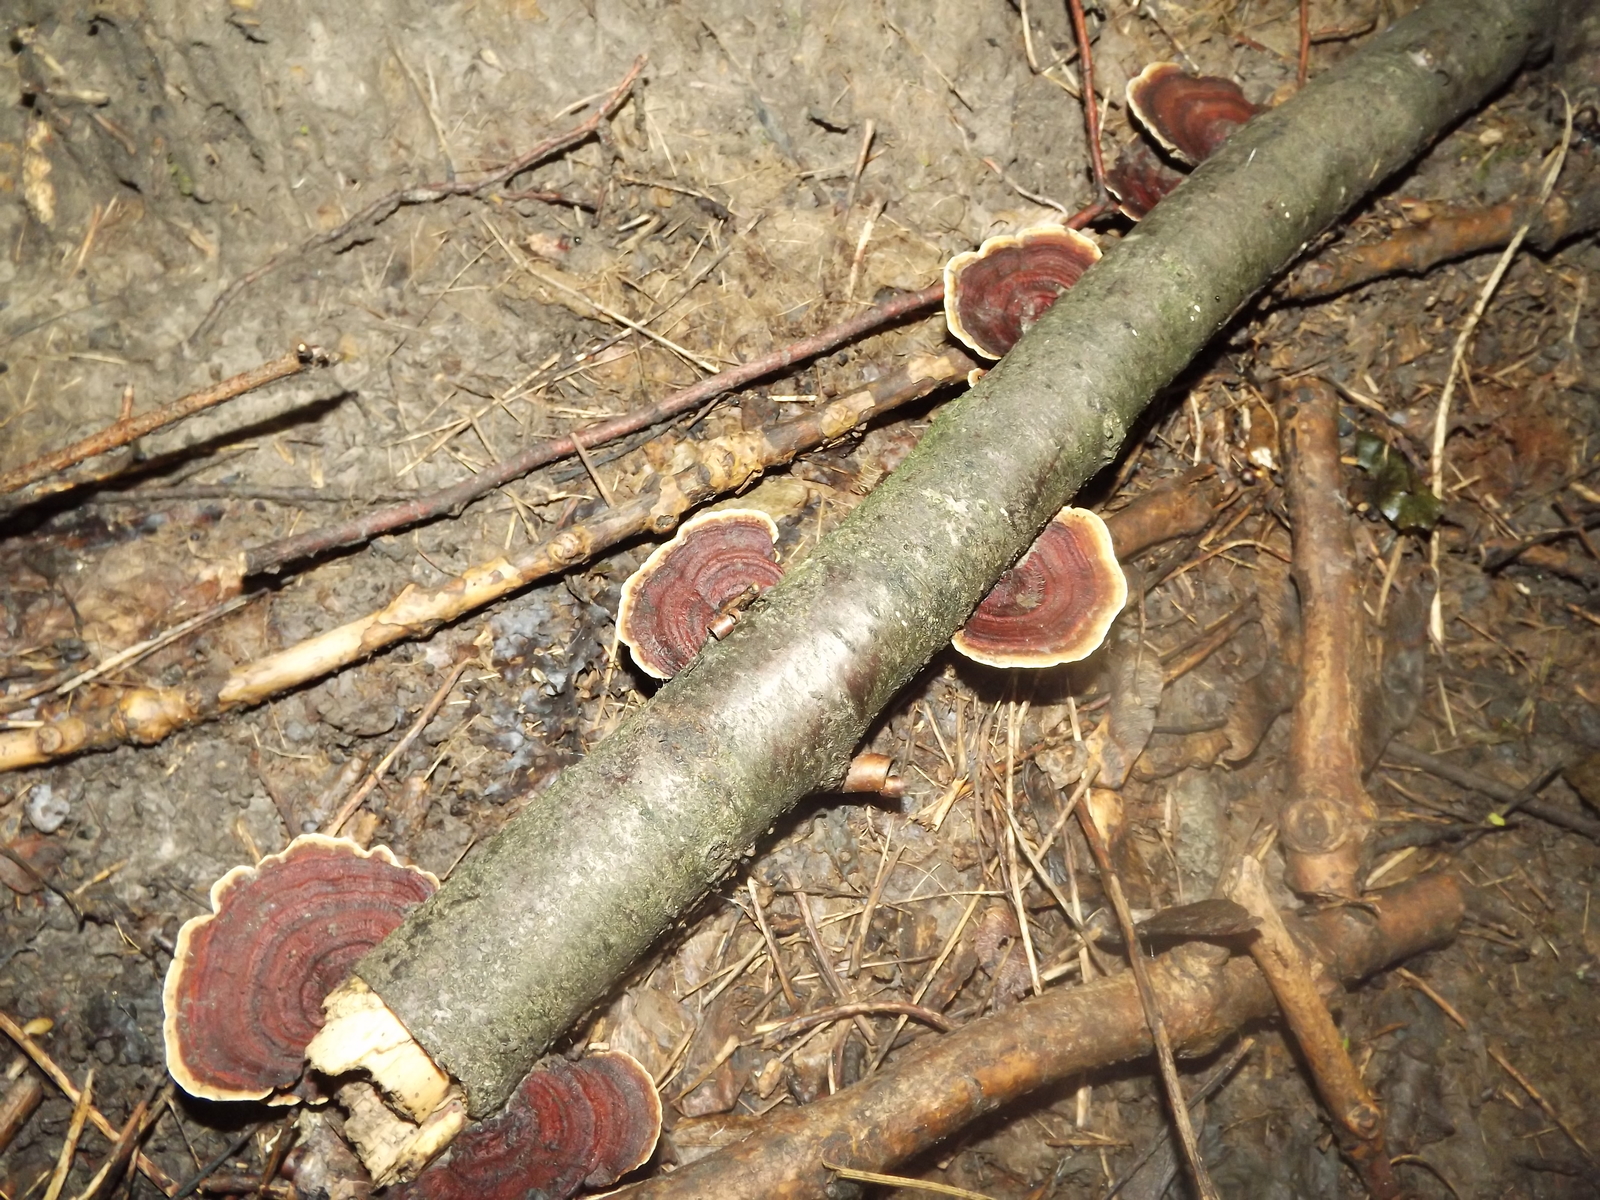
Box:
[163, 836, 436, 1103]
[390, 1052, 660, 1200]
[356, 0, 1562, 1118]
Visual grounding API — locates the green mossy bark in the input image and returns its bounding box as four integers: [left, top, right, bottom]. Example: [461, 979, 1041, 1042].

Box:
[357, 0, 1566, 1116]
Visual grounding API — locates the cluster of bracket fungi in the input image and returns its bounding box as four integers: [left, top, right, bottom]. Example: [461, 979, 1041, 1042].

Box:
[1108, 62, 1264, 219]
[155, 60, 1265, 1197]
[161, 836, 661, 1198]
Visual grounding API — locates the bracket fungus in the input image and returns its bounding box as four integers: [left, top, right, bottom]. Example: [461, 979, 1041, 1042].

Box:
[388, 1050, 661, 1200]
[951, 507, 1127, 669]
[1106, 138, 1189, 221]
[943, 225, 1102, 360]
[617, 508, 784, 680]
[162, 835, 437, 1104]
[1126, 62, 1262, 166]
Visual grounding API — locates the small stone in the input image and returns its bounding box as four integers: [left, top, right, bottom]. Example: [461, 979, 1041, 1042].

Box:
[26, 783, 70, 834]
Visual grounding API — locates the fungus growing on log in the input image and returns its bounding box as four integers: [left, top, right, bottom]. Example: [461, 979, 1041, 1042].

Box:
[1106, 138, 1189, 220]
[388, 1051, 660, 1200]
[943, 226, 1102, 360]
[1126, 63, 1262, 165]
[617, 508, 784, 680]
[951, 507, 1127, 668]
[162, 835, 437, 1104]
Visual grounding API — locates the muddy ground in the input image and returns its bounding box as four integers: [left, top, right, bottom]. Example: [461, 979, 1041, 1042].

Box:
[2, 0, 1599, 1197]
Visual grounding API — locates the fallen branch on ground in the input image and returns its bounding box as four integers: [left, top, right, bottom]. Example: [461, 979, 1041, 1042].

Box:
[620, 874, 1462, 1200]
[1282, 161, 1600, 300]
[1277, 378, 1378, 899]
[0, 350, 973, 773]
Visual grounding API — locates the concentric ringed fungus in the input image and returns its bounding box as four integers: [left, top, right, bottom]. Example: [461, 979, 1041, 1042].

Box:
[162, 834, 437, 1104]
[952, 507, 1127, 669]
[943, 225, 1102, 360]
[618, 508, 784, 680]
[1126, 62, 1262, 166]
[1105, 138, 1189, 221]
[389, 1050, 661, 1200]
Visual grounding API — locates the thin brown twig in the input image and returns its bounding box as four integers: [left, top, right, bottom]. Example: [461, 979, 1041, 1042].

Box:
[1298, 0, 1312, 87]
[325, 658, 472, 835]
[1064, 0, 1108, 200]
[755, 1001, 952, 1040]
[186, 57, 646, 345]
[1075, 804, 1219, 1200]
[243, 282, 944, 575]
[0, 346, 331, 499]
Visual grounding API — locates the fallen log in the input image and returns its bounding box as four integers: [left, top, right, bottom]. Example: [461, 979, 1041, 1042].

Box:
[622, 874, 1463, 1200]
[308, 0, 1561, 1133]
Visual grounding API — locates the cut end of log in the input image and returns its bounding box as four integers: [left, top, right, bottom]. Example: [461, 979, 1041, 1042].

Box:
[307, 976, 452, 1123]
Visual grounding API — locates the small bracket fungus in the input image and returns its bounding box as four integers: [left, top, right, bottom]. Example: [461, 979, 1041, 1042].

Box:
[943, 225, 1102, 360]
[617, 508, 784, 679]
[1106, 138, 1189, 221]
[389, 1050, 661, 1200]
[162, 835, 437, 1104]
[1126, 62, 1262, 166]
[952, 507, 1128, 669]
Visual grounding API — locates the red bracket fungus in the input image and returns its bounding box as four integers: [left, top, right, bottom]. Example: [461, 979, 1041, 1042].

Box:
[943, 225, 1101, 360]
[1126, 62, 1262, 166]
[162, 835, 437, 1104]
[389, 1050, 661, 1200]
[618, 508, 784, 680]
[1106, 138, 1189, 221]
[952, 507, 1127, 668]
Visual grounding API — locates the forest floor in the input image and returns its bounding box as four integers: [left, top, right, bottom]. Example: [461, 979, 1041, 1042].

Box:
[2, 0, 1599, 1197]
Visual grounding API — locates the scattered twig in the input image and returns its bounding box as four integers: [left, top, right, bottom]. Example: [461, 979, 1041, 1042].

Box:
[41, 1067, 92, 1200]
[1102, 1038, 1255, 1200]
[0, 345, 332, 504]
[755, 1001, 951, 1040]
[325, 658, 473, 835]
[1064, 0, 1109, 200]
[0, 1012, 178, 1196]
[1487, 1044, 1595, 1164]
[186, 57, 646, 345]
[1075, 802, 1219, 1200]
[1427, 97, 1572, 643]
[243, 283, 944, 575]
[1383, 742, 1600, 842]
[170, 1128, 259, 1200]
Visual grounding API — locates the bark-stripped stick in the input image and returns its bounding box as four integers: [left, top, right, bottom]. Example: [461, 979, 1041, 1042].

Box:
[0, 350, 972, 773]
